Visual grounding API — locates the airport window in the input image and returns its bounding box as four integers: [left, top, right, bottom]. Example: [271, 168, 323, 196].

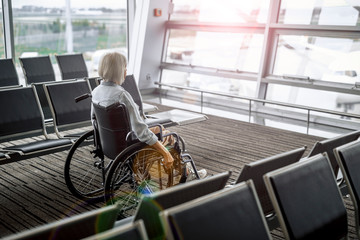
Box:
[12, 0, 127, 77]
[266, 83, 360, 114]
[162, 69, 257, 97]
[160, 0, 360, 119]
[170, 0, 270, 23]
[278, 0, 360, 26]
[273, 34, 360, 84]
[166, 29, 264, 73]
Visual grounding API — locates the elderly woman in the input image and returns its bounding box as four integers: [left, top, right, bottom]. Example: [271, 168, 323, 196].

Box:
[91, 52, 206, 180]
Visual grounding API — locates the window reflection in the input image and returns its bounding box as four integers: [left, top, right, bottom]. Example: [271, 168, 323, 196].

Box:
[166, 29, 264, 73]
[279, 0, 360, 26]
[12, 0, 127, 78]
[171, 0, 269, 23]
[273, 35, 360, 84]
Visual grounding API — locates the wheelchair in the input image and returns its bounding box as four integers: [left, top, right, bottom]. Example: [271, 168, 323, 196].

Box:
[64, 94, 200, 217]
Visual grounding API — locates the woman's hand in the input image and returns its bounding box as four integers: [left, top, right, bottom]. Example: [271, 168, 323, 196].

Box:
[163, 151, 174, 169]
[151, 141, 174, 169]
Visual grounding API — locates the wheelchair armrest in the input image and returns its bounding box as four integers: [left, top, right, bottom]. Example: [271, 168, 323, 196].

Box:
[126, 131, 138, 143]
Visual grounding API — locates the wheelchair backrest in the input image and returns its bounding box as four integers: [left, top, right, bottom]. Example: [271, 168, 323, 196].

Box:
[92, 102, 132, 160]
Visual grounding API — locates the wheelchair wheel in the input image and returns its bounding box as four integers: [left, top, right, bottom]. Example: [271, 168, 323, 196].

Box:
[104, 142, 175, 217]
[64, 130, 110, 202]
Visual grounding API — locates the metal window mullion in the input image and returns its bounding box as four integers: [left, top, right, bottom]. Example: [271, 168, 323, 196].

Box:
[256, 0, 281, 100]
[161, 63, 258, 81]
[2, 0, 14, 59]
[127, 0, 136, 61]
[270, 23, 360, 33]
[263, 76, 360, 95]
[165, 21, 266, 33]
[273, 27, 360, 39]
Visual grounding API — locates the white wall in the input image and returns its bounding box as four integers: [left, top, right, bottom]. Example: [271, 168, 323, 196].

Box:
[128, 0, 169, 90]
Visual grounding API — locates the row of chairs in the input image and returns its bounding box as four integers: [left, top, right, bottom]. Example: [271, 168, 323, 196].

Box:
[0, 77, 207, 165]
[0, 77, 162, 165]
[0, 57, 208, 166]
[0, 54, 157, 119]
[0, 53, 88, 88]
[1, 53, 207, 134]
[5, 133, 360, 240]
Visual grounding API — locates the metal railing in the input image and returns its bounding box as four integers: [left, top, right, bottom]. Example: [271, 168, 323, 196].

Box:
[156, 82, 360, 134]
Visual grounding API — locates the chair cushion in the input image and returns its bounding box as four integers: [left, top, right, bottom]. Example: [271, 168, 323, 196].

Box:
[338, 142, 360, 209]
[4, 138, 72, 154]
[270, 155, 347, 239]
[168, 183, 270, 239]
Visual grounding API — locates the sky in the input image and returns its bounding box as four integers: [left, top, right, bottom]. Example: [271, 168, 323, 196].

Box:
[12, 0, 127, 9]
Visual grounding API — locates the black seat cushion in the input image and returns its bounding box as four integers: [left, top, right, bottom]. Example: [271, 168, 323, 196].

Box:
[269, 154, 347, 240]
[338, 142, 360, 210]
[56, 54, 89, 80]
[168, 183, 270, 239]
[4, 138, 72, 153]
[236, 147, 306, 215]
[0, 59, 19, 87]
[20, 56, 56, 84]
[122, 75, 143, 114]
[136, 172, 231, 239]
[0, 87, 43, 137]
[308, 130, 360, 175]
[46, 81, 92, 126]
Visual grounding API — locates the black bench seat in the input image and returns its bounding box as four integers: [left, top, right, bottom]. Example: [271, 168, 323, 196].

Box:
[4, 138, 72, 154]
[0, 87, 74, 165]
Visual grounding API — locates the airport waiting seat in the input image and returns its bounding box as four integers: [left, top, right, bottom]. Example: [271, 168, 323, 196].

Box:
[19, 55, 57, 121]
[0, 87, 72, 165]
[307, 130, 360, 179]
[264, 153, 348, 240]
[88, 77, 101, 90]
[3, 204, 120, 240]
[235, 146, 306, 229]
[334, 139, 360, 239]
[112, 171, 231, 240]
[123, 75, 208, 127]
[122, 75, 158, 115]
[43, 79, 92, 138]
[160, 180, 271, 240]
[83, 220, 149, 240]
[19, 55, 56, 84]
[55, 53, 89, 80]
[0, 58, 20, 87]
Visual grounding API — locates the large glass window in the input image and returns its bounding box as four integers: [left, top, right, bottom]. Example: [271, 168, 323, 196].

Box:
[267, 83, 360, 115]
[166, 29, 264, 72]
[278, 0, 360, 26]
[273, 34, 360, 84]
[171, 0, 270, 23]
[162, 69, 257, 97]
[12, 0, 127, 78]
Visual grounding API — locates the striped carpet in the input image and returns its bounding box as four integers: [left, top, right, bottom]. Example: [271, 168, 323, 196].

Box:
[0, 106, 357, 239]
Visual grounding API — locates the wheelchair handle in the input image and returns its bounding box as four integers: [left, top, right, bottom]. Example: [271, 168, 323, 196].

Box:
[75, 93, 92, 103]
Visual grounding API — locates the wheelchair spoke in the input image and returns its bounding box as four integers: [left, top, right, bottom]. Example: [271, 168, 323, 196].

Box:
[65, 130, 108, 202]
[105, 143, 176, 217]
